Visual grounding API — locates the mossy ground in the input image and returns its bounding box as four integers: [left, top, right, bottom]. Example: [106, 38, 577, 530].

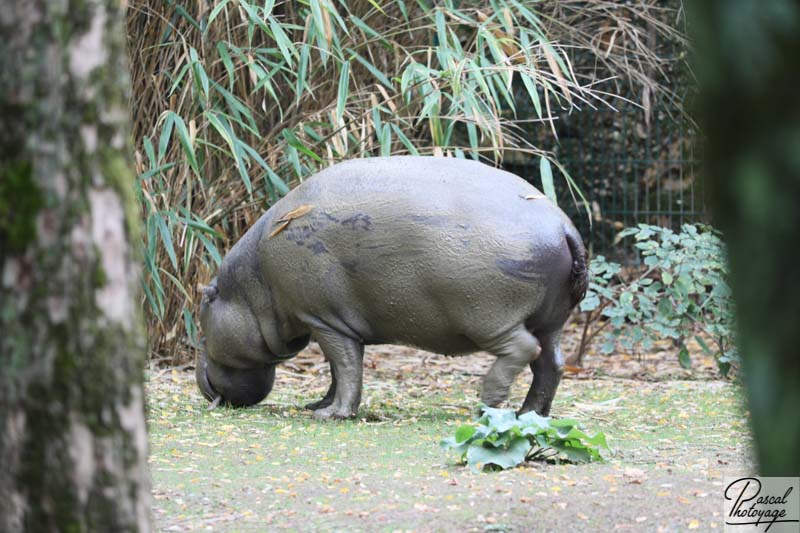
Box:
[147, 346, 751, 531]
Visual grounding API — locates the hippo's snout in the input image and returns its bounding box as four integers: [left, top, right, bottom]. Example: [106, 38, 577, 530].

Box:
[196, 348, 276, 408]
[195, 351, 220, 403]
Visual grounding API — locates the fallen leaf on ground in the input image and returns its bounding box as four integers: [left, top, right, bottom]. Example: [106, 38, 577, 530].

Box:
[623, 467, 647, 484]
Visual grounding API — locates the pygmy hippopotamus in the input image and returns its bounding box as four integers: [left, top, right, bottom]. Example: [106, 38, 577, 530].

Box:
[196, 156, 587, 419]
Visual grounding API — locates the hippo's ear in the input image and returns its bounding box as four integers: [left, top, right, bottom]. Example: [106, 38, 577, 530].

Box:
[203, 285, 219, 302]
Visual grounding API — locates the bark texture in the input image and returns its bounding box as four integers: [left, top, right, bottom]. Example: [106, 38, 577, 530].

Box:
[692, 0, 800, 475]
[0, 1, 150, 531]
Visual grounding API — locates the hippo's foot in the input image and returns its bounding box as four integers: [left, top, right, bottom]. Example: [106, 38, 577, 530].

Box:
[516, 404, 549, 417]
[312, 404, 357, 420]
[306, 362, 337, 411]
[480, 392, 507, 408]
[305, 397, 334, 411]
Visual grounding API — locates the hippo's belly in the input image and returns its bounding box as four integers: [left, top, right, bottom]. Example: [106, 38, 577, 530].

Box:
[265, 207, 567, 353]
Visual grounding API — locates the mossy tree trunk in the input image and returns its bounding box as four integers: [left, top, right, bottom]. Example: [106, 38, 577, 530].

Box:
[692, 0, 800, 475]
[0, 1, 150, 531]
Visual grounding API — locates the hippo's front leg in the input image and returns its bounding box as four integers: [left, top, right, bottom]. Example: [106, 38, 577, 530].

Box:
[305, 362, 336, 411]
[310, 329, 364, 420]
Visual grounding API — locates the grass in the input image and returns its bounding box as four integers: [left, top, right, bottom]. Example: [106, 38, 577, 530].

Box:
[147, 349, 751, 531]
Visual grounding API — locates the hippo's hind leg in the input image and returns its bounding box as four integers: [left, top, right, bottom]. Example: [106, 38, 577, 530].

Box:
[480, 326, 542, 407]
[305, 362, 337, 411]
[519, 330, 565, 416]
[310, 329, 364, 420]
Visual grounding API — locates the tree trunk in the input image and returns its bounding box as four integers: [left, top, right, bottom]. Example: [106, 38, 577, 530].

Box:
[692, 0, 800, 475]
[0, 1, 150, 531]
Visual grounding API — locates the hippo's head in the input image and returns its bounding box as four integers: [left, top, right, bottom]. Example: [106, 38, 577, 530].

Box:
[196, 279, 276, 407]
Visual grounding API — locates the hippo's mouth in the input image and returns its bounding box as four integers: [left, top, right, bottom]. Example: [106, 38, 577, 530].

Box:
[197, 349, 224, 409]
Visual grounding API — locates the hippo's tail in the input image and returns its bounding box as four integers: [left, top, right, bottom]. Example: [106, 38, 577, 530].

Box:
[565, 224, 589, 308]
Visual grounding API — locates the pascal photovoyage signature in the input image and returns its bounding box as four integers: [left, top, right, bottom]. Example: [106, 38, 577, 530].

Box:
[725, 477, 798, 531]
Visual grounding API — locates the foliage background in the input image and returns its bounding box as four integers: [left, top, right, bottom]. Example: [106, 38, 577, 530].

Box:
[126, 0, 688, 362]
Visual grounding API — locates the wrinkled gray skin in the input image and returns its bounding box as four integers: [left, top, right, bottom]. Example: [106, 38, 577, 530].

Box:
[197, 156, 588, 419]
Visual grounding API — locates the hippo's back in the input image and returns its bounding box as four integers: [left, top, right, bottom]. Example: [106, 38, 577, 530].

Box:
[301, 156, 559, 221]
[259, 157, 576, 352]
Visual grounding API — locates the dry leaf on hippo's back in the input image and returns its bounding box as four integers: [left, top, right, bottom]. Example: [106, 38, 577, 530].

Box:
[278, 204, 314, 222]
[270, 204, 314, 237]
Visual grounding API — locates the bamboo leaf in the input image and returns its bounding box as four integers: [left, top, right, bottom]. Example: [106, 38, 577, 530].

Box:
[189, 47, 210, 102]
[239, 0, 270, 34]
[286, 145, 302, 178]
[336, 61, 350, 123]
[348, 49, 393, 89]
[175, 5, 201, 32]
[435, 9, 447, 48]
[310, 0, 330, 63]
[157, 113, 175, 163]
[264, 165, 290, 195]
[170, 113, 200, 178]
[466, 120, 479, 159]
[372, 103, 383, 133]
[142, 135, 156, 167]
[269, 16, 297, 67]
[211, 81, 258, 133]
[139, 162, 177, 180]
[552, 159, 590, 220]
[216, 41, 235, 90]
[283, 128, 322, 162]
[349, 15, 389, 47]
[206, 111, 252, 194]
[540, 156, 557, 204]
[155, 212, 178, 270]
[206, 0, 231, 29]
[177, 209, 222, 238]
[395, 0, 408, 21]
[366, 0, 387, 15]
[380, 124, 392, 156]
[237, 141, 289, 195]
[323, 0, 349, 36]
[418, 89, 440, 124]
[295, 43, 310, 104]
[197, 233, 222, 266]
[141, 279, 162, 319]
[160, 267, 192, 302]
[521, 71, 542, 119]
[183, 309, 197, 344]
[541, 40, 572, 103]
[167, 63, 190, 96]
[390, 123, 419, 155]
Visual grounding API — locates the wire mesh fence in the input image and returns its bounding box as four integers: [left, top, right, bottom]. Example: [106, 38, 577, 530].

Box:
[505, 87, 705, 263]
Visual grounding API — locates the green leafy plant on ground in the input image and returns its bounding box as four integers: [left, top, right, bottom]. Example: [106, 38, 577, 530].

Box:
[571, 223, 737, 375]
[441, 406, 608, 472]
[127, 1, 689, 362]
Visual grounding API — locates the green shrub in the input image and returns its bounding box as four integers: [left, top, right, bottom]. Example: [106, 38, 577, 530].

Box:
[441, 406, 608, 472]
[574, 224, 737, 375]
